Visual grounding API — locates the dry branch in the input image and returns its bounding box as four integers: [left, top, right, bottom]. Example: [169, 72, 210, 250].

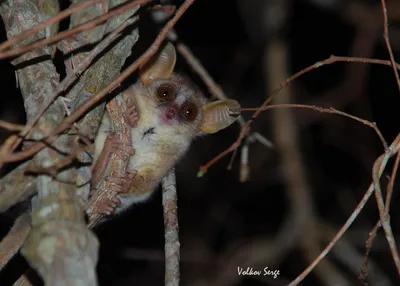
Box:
[0, 0, 152, 60]
[0, 0, 101, 52]
[380, 0, 400, 94]
[162, 168, 180, 286]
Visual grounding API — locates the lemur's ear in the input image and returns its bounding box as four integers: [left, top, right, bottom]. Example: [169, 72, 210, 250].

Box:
[200, 100, 241, 134]
[140, 42, 176, 84]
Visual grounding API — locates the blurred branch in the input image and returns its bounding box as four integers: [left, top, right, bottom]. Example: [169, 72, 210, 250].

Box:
[0, 120, 25, 131]
[320, 223, 391, 286]
[380, 0, 400, 93]
[360, 222, 381, 284]
[267, 39, 349, 286]
[162, 168, 180, 286]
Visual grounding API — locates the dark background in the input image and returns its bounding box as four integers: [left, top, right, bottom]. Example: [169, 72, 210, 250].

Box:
[1, 0, 400, 285]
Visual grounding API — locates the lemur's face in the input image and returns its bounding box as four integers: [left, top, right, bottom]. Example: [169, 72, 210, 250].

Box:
[136, 74, 208, 138]
[136, 42, 241, 138]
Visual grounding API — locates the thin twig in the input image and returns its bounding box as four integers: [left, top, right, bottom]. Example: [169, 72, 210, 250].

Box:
[359, 221, 381, 284]
[385, 152, 400, 214]
[241, 104, 388, 150]
[380, 0, 400, 93]
[0, 0, 153, 59]
[249, 132, 274, 148]
[176, 43, 230, 101]
[0, 0, 102, 51]
[24, 144, 93, 178]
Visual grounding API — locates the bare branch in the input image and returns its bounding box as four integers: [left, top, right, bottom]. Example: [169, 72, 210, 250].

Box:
[380, 0, 400, 94]
[162, 168, 180, 286]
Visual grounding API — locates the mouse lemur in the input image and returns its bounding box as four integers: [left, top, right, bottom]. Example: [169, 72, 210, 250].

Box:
[91, 42, 241, 215]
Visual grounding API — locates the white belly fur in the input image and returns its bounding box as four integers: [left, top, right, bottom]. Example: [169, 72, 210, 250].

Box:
[115, 126, 162, 213]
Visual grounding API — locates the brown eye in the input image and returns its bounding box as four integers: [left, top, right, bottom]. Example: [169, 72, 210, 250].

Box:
[157, 85, 174, 101]
[181, 103, 198, 121]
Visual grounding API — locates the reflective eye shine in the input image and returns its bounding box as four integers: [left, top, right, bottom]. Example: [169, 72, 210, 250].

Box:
[181, 103, 198, 121]
[157, 85, 174, 101]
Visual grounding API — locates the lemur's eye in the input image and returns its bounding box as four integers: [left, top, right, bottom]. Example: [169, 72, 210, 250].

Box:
[181, 103, 198, 121]
[157, 85, 174, 101]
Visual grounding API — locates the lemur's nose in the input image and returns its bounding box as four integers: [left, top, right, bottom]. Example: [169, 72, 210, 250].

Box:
[165, 107, 177, 120]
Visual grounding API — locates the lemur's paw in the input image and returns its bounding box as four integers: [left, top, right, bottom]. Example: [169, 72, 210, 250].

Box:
[94, 196, 121, 215]
[106, 169, 138, 194]
[104, 133, 135, 160]
[125, 98, 139, 127]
